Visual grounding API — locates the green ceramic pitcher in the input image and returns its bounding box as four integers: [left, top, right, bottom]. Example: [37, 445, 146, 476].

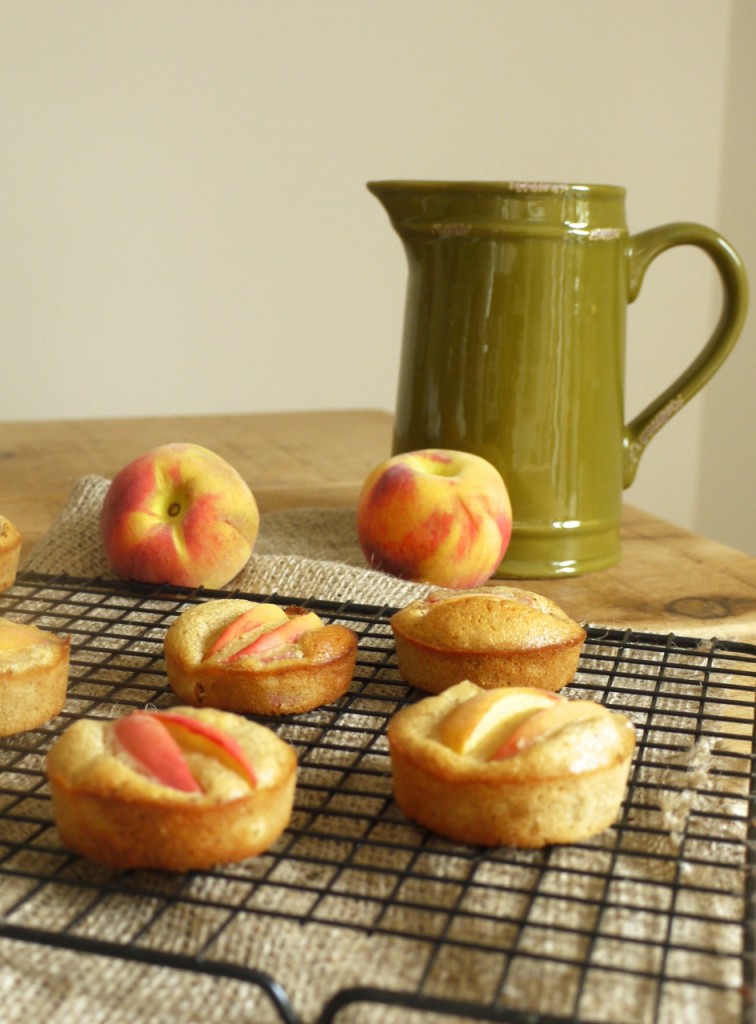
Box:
[369, 180, 748, 578]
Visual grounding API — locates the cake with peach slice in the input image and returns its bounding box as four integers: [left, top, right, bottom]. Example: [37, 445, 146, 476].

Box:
[388, 681, 635, 847]
[0, 617, 69, 736]
[46, 706, 297, 871]
[0, 516, 22, 593]
[164, 598, 358, 715]
[391, 585, 586, 694]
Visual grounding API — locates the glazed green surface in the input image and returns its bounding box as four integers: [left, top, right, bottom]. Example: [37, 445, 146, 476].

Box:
[370, 181, 748, 577]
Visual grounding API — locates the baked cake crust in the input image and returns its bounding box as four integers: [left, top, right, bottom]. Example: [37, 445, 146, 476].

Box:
[388, 681, 636, 848]
[46, 705, 297, 871]
[164, 599, 358, 715]
[0, 517, 22, 593]
[391, 586, 586, 693]
[0, 617, 69, 736]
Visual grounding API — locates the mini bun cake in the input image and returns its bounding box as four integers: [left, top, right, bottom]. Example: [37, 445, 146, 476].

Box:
[0, 618, 70, 736]
[391, 586, 586, 694]
[46, 706, 297, 871]
[164, 599, 358, 715]
[388, 681, 636, 848]
[0, 517, 22, 592]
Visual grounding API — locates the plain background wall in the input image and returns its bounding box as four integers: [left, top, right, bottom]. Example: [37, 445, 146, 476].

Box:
[696, 0, 756, 555]
[2, 1, 753, 551]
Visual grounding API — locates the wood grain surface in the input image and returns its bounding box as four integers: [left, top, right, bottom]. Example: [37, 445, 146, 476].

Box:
[2, 409, 756, 642]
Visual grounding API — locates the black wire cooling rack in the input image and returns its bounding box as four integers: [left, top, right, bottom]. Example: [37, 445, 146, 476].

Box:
[0, 572, 754, 1024]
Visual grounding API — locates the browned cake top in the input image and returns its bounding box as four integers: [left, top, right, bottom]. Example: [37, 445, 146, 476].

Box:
[391, 586, 586, 653]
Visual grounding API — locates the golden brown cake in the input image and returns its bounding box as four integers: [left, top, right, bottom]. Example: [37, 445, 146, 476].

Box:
[46, 705, 297, 871]
[387, 680, 636, 848]
[391, 586, 586, 694]
[164, 599, 358, 715]
[0, 618, 70, 736]
[0, 517, 22, 592]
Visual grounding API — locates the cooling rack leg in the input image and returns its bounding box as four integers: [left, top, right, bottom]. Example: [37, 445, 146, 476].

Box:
[0, 925, 303, 1024]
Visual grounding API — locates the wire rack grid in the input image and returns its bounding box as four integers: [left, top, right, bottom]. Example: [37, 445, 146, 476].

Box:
[0, 572, 753, 1024]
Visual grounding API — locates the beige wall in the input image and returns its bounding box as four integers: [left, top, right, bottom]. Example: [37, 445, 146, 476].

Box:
[696, 0, 756, 554]
[2, 2, 751, 550]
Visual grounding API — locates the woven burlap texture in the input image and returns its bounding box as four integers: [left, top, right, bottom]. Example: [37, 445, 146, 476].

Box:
[25, 474, 432, 608]
[6, 476, 749, 1023]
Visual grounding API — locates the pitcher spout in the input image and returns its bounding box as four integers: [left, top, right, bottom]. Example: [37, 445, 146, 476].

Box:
[367, 180, 423, 229]
[367, 180, 485, 247]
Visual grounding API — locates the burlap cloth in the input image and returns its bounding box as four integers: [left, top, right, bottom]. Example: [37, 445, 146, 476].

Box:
[2, 476, 751, 1023]
[24, 474, 433, 608]
[8, 477, 444, 1024]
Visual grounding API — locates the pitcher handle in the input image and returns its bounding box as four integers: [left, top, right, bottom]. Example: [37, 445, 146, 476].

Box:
[622, 223, 748, 487]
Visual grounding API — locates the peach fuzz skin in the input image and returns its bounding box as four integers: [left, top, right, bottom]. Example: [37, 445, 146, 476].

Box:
[101, 443, 259, 589]
[356, 449, 512, 589]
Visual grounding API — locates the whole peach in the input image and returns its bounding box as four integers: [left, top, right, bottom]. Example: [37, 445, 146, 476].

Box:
[101, 443, 259, 588]
[356, 449, 512, 588]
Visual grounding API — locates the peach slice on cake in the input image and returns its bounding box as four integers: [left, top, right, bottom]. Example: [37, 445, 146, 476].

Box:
[206, 603, 289, 658]
[491, 698, 609, 761]
[157, 711, 257, 784]
[112, 712, 201, 793]
[438, 686, 559, 759]
[229, 610, 323, 661]
[112, 710, 256, 791]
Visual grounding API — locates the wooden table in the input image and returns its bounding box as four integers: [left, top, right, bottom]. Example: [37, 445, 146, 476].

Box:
[3, 408, 756, 642]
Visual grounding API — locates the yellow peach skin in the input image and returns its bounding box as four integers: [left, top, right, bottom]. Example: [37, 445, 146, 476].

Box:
[438, 686, 559, 759]
[436, 683, 612, 764]
[101, 443, 259, 589]
[491, 698, 608, 761]
[434, 682, 619, 766]
[356, 449, 512, 589]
